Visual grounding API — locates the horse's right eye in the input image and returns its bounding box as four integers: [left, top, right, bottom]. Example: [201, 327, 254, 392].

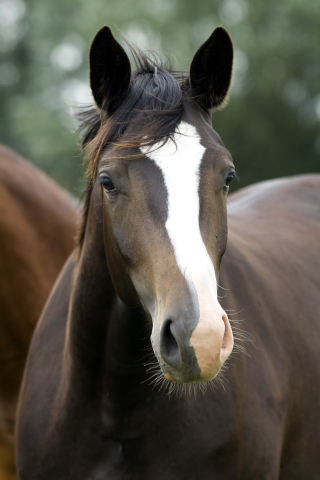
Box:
[100, 175, 115, 192]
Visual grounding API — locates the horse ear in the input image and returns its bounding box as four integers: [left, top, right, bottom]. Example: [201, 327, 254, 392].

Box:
[188, 27, 233, 110]
[89, 26, 131, 113]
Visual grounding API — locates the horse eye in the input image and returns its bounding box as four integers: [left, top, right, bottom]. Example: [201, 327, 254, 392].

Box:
[225, 172, 235, 186]
[100, 175, 115, 192]
[223, 171, 238, 193]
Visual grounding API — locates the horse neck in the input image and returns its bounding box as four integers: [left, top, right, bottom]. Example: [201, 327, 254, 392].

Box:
[65, 198, 151, 402]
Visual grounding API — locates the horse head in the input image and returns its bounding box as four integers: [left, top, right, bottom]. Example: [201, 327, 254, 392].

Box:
[84, 26, 235, 384]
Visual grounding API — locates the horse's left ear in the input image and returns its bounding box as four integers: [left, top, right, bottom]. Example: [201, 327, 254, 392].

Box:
[188, 26, 233, 110]
[89, 26, 131, 113]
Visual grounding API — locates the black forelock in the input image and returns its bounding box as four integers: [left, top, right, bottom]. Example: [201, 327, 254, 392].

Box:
[78, 43, 186, 150]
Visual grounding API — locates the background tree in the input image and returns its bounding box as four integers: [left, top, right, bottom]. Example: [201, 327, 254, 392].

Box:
[0, 0, 319, 195]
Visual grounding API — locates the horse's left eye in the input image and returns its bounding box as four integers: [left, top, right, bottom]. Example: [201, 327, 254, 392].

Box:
[223, 171, 238, 193]
[225, 171, 235, 186]
[100, 175, 115, 192]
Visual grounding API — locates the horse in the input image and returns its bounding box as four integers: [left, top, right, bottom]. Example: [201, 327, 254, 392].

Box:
[16, 26, 320, 479]
[0, 144, 78, 480]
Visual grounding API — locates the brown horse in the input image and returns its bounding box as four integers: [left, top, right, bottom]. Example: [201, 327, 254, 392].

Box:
[0, 145, 78, 480]
[16, 26, 320, 479]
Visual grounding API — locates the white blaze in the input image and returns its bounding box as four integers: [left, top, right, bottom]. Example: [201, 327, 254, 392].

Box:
[141, 121, 233, 379]
[140, 121, 218, 308]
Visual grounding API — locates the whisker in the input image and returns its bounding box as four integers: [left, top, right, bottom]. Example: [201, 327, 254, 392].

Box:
[216, 283, 230, 291]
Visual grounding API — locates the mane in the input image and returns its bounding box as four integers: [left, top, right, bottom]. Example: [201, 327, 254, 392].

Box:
[77, 42, 187, 249]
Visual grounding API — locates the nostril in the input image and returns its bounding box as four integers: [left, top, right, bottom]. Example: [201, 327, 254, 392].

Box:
[220, 314, 234, 362]
[160, 319, 181, 368]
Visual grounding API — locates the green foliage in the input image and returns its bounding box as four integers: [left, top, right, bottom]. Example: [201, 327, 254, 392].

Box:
[0, 0, 319, 195]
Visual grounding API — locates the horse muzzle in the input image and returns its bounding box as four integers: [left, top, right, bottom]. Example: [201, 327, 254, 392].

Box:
[151, 303, 234, 383]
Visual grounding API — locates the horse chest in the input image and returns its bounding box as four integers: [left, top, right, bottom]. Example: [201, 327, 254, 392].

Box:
[85, 393, 238, 480]
[27, 388, 234, 479]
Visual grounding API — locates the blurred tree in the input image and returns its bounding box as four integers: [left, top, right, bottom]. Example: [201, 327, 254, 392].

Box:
[0, 0, 319, 195]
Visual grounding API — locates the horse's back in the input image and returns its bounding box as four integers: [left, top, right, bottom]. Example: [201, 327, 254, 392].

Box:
[0, 145, 78, 479]
[220, 174, 320, 478]
[228, 173, 320, 219]
[225, 174, 320, 311]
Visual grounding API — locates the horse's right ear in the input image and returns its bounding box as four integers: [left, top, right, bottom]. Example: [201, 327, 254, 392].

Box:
[89, 26, 131, 113]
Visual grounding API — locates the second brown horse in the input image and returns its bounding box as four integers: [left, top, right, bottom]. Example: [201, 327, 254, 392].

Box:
[0, 145, 78, 480]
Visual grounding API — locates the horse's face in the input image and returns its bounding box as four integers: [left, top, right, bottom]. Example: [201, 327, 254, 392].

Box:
[89, 26, 235, 383]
